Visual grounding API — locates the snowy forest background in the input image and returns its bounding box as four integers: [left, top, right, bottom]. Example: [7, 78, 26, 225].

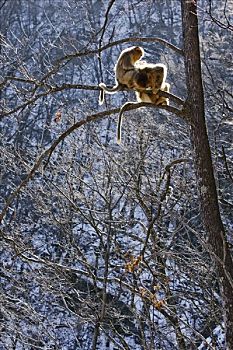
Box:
[0, 0, 232, 349]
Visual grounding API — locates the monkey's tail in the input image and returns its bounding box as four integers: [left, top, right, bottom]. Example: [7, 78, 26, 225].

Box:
[117, 110, 123, 144]
[99, 82, 120, 94]
[117, 101, 143, 144]
[99, 82, 120, 105]
[99, 87, 105, 105]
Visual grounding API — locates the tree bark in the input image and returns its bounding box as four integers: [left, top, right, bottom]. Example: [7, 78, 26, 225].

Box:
[181, 1, 233, 349]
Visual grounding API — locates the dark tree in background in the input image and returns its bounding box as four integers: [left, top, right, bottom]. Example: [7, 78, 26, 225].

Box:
[0, 1, 232, 349]
[181, 1, 233, 349]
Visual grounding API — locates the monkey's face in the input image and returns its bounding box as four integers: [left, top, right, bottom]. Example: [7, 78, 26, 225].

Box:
[132, 47, 144, 62]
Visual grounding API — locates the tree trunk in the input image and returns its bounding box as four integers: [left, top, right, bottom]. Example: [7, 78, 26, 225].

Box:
[181, 1, 233, 349]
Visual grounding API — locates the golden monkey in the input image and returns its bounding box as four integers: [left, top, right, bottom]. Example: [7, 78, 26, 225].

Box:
[134, 62, 168, 95]
[134, 63, 170, 105]
[117, 63, 170, 143]
[99, 46, 144, 105]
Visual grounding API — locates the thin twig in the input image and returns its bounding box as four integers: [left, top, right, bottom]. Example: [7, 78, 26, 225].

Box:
[0, 84, 99, 118]
[0, 100, 187, 223]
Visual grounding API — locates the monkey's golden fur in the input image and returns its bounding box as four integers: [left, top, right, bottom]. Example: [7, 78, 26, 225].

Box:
[99, 46, 144, 105]
[134, 62, 170, 105]
[136, 83, 170, 106]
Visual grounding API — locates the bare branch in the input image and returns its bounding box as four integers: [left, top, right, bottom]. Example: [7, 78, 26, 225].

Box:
[118, 99, 189, 123]
[207, 0, 233, 31]
[1, 83, 185, 120]
[0, 84, 99, 118]
[0, 97, 188, 223]
[0, 107, 115, 223]
[66, 37, 183, 59]
[97, 0, 116, 84]
[222, 145, 233, 183]
[158, 90, 185, 106]
[26, 37, 182, 86]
